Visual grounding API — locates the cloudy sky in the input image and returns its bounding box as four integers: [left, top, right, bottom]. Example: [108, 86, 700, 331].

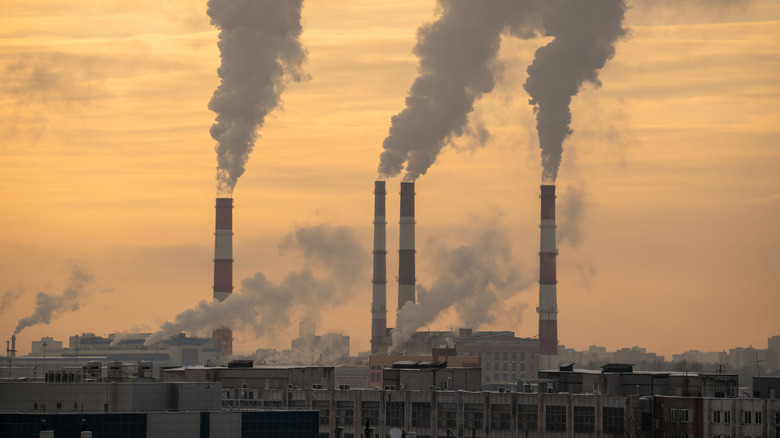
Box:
[1, 0, 778, 358]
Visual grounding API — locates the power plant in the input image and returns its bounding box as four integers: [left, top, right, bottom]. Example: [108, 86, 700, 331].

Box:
[370, 181, 389, 354]
[538, 185, 559, 370]
[212, 197, 234, 356]
[397, 182, 416, 310]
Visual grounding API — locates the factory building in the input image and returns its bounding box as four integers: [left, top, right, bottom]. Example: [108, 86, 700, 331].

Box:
[538, 363, 739, 398]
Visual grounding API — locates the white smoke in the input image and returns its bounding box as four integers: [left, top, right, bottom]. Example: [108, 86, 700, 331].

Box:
[524, 0, 628, 183]
[144, 224, 368, 347]
[14, 262, 112, 335]
[390, 228, 534, 353]
[378, 0, 546, 181]
[208, 0, 308, 195]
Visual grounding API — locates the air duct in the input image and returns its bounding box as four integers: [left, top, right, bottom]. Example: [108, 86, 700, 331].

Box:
[538, 185, 558, 370]
[213, 197, 234, 356]
[371, 181, 389, 354]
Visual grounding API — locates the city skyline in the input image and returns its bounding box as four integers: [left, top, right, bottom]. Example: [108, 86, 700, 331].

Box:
[1, 0, 779, 358]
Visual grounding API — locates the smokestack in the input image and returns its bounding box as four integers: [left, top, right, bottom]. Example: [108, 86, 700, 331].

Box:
[538, 185, 558, 370]
[398, 182, 416, 310]
[10, 335, 16, 358]
[213, 197, 233, 356]
[371, 181, 389, 354]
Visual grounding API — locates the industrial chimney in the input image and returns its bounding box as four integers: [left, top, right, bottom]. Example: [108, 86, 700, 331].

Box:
[213, 197, 233, 356]
[398, 182, 416, 310]
[371, 181, 389, 354]
[538, 185, 559, 370]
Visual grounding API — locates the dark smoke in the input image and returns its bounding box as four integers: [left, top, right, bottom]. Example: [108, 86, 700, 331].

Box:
[145, 224, 368, 346]
[391, 228, 534, 352]
[14, 262, 111, 335]
[524, 0, 628, 183]
[0, 288, 23, 315]
[208, 0, 308, 195]
[378, 0, 545, 181]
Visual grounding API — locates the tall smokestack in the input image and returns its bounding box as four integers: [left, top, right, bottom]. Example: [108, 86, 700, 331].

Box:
[538, 185, 558, 370]
[213, 197, 233, 356]
[10, 335, 16, 358]
[371, 181, 389, 354]
[398, 182, 416, 310]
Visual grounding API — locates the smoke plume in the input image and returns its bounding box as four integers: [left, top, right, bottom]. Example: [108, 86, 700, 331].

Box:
[14, 262, 111, 335]
[378, 0, 545, 181]
[391, 228, 533, 352]
[556, 184, 587, 248]
[145, 224, 368, 347]
[0, 288, 23, 315]
[524, 0, 628, 183]
[208, 0, 308, 195]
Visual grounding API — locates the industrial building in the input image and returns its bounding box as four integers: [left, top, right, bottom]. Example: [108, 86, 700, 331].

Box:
[537, 363, 739, 398]
[368, 182, 553, 381]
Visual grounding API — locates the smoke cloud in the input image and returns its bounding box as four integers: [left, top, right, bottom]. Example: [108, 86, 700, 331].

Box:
[557, 184, 587, 248]
[208, 0, 308, 195]
[14, 262, 111, 335]
[391, 228, 534, 352]
[0, 288, 23, 315]
[524, 0, 628, 183]
[377, 0, 545, 181]
[144, 224, 368, 347]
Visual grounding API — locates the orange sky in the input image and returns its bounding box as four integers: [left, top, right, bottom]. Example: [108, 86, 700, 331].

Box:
[1, 0, 778, 358]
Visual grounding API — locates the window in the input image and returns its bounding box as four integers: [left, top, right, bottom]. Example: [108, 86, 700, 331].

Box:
[493, 363, 499, 371]
[314, 401, 330, 425]
[723, 411, 730, 424]
[574, 406, 595, 433]
[503, 363, 508, 371]
[437, 403, 457, 429]
[681, 409, 690, 423]
[336, 401, 354, 426]
[670, 408, 679, 422]
[412, 402, 430, 428]
[503, 352, 508, 360]
[494, 352, 499, 361]
[518, 404, 538, 431]
[521, 352, 526, 361]
[755, 411, 761, 424]
[603, 407, 624, 435]
[490, 404, 511, 430]
[387, 401, 404, 427]
[361, 401, 379, 427]
[464, 403, 484, 429]
[744, 411, 752, 424]
[546, 405, 566, 432]
[713, 410, 721, 423]
[512, 363, 516, 372]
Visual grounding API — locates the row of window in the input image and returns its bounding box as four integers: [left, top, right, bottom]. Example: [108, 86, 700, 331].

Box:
[312, 402, 624, 433]
[481, 351, 526, 363]
[711, 410, 764, 425]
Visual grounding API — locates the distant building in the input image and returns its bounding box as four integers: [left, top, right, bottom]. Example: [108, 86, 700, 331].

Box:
[382, 360, 482, 391]
[368, 348, 480, 388]
[290, 320, 350, 364]
[160, 360, 335, 393]
[538, 363, 739, 398]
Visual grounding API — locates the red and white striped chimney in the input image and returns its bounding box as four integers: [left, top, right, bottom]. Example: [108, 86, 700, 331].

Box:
[213, 197, 233, 356]
[370, 181, 389, 354]
[538, 185, 558, 370]
[398, 182, 416, 310]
